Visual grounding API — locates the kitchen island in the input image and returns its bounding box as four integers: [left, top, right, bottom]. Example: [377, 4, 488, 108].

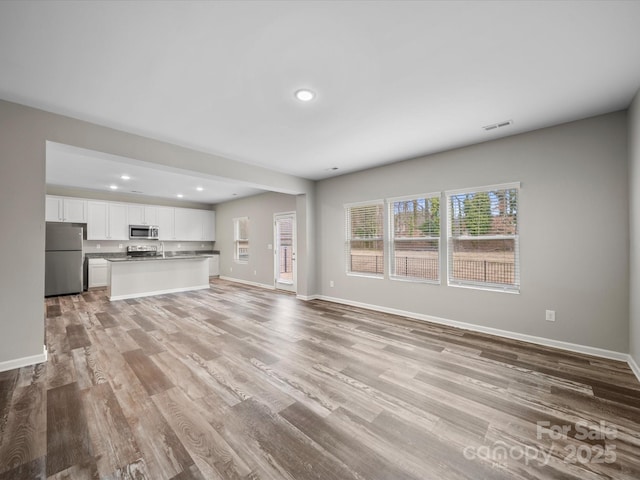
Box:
[106, 255, 211, 301]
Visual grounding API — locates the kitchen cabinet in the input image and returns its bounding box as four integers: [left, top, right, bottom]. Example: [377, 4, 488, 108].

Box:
[174, 208, 203, 241]
[87, 202, 107, 239]
[157, 206, 175, 240]
[209, 254, 220, 277]
[45, 196, 62, 222]
[174, 208, 215, 241]
[88, 258, 108, 287]
[82, 199, 211, 242]
[128, 205, 158, 226]
[45, 195, 87, 223]
[87, 201, 128, 240]
[203, 211, 216, 241]
[108, 203, 128, 240]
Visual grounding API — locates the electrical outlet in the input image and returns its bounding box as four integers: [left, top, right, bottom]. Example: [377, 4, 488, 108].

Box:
[201, 244, 204, 247]
[96, 244, 100, 249]
[177, 244, 181, 248]
[268, 244, 273, 250]
[230, 267, 232, 272]
[254, 270, 257, 276]
[329, 280, 334, 287]
[118, 244, 123, 249]
[545, 310, 556, 322]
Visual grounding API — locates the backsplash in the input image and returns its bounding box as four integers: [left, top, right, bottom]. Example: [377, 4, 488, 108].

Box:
[83, 240, 215, 254]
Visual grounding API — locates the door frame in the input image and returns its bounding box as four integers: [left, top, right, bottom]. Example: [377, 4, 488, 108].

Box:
[273, 212, 297, 293]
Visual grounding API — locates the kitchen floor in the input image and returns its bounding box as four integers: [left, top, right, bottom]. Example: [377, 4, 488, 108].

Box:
[1, 280, 639, 479]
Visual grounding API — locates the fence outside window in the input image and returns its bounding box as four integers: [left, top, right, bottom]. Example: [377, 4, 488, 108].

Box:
[350, 253, 515, 285]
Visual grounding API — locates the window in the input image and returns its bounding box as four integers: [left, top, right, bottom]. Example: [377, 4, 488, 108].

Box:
[389, 194, 440, 282]
[446, 183, 520, 292]
[345, 202, 384, 277]
[233, 217, 249, 263]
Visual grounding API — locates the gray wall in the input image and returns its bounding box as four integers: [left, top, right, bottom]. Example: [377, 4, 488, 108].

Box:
[0, 101, 47, 363]
[316, 112, 629, 353]
[215, 192, 297, 287]
[0, 99, 314, 366]
[629, 89, 640, 366]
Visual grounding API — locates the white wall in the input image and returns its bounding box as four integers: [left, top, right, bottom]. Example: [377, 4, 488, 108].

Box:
[0, 99, 314, 368]
[629, 89, 640, 367]
[316, 112, 629, 353]
[215, 192, 297, 288]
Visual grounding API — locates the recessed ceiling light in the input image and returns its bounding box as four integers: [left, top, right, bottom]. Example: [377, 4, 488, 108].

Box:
[295, 89, 315, 102]
[177, 194, 184, 198]
[327, 167, 339, 171]
[109, 185, 118, 190]
[196, 186, 204, 192]
[120, 175, 130, 180]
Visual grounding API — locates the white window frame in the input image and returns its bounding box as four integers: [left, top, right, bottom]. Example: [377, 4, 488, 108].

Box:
[388, 193, 441, 284]
[345, 200, 385, 279]
[446, 182, 520, 293]
[233, 216, 249, 264]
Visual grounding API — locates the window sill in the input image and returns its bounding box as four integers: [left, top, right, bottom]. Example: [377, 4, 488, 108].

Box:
[390, 276, 440, 285]
[448, 282, 520, 294]
[346, 272, 385, 280]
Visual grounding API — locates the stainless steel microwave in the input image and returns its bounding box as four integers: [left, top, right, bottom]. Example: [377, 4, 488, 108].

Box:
[129, 225, 159, 240]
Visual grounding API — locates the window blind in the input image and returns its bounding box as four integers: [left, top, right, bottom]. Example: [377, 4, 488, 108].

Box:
[234, 217, 249, 262]
[389, 194, 440, 282]
[446, 183, 520, 292]
[345, 202, 384, 277]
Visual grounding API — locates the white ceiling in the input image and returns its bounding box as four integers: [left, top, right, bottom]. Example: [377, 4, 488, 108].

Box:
[46, 142, 264, 204]
[2, 1, 640, 185]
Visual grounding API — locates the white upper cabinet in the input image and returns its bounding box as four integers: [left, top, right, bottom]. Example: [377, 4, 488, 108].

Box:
[64, 198, 87, 223]
[87, 201, 128, 240]
[45, 195, 87, 223]
[173, 208, 215, 241]
[108, 203, 129, 240]
[78, 197, 211, 242]
[174, 208, 202, 241]
[128, 205, 158, 226]
[45, 196, 62, 222]
[157, 206, 175, 240]
[144, 206, 158, 226]
[87, 201, 108, 239]
[203, 211, 216, 241]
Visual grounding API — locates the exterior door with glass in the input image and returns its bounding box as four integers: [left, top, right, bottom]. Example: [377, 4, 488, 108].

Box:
[274, 213, 296, 292]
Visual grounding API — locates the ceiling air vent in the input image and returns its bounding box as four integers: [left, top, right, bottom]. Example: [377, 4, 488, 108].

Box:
[482, 120, 513, 132]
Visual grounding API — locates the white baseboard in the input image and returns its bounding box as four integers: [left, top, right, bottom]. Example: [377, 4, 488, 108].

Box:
[0, 345, 48, 373]
[296, 294, 320, 301]
[219, 276, 275, 290]
[316, 295, 630, 363]
[628, 354, 640, 383]
[109, 285, 210, 301]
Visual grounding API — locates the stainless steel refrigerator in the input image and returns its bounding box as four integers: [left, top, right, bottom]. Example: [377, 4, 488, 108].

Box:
[45, 224, 84, 296]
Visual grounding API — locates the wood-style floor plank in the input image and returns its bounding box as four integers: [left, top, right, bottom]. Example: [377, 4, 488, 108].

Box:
[1, 279, 639, 479]
[46, 382, 93, 477]
[122, 349, 174, 396]
[81, 382, 141, 477]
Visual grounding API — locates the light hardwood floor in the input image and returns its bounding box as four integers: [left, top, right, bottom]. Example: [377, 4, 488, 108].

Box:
[1, 279, 639, 479]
